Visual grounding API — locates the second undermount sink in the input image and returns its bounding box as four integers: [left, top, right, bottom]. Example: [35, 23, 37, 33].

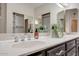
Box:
[12, 41, 46, 48]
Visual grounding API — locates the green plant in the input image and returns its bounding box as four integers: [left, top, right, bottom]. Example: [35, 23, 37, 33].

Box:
[38, 25, 45, 32]
[52, 24, 59, 37]
[39, 26, 45, 30]
[52, 24, 58, 32]
[52, 23, 64, 38]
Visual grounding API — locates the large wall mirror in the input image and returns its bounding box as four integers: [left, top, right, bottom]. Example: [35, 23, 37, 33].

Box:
[0, 3, 65, 34]
[0, 3, 64, 34]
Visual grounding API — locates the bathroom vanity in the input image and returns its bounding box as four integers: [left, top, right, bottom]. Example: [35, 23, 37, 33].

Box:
[28, 36, 78, 56]
[0, 34, 79, 56]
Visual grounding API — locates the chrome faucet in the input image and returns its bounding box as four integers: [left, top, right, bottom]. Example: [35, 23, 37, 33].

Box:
[21, 36, 25, 41]
[11, 34, 19, 42]
[20, 34, 26, 41]
[14, 36, 19, 42]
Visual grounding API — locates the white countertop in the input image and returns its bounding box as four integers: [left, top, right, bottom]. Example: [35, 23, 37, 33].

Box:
[0, 33, 79, 56]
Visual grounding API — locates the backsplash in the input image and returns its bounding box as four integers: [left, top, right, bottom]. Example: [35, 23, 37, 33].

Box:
[0, 33, 50, 41]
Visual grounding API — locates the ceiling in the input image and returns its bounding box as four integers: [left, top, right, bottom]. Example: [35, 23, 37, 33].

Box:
[26, 3, 70, 9]
[24, 3, 79, 9]
[26, 3, 44, 8]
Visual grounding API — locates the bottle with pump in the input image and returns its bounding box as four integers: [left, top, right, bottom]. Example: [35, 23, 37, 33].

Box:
[34, 28, 39, 39]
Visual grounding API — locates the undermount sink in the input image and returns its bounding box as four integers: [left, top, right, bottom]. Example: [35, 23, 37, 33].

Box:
[12, 41, 46, 48]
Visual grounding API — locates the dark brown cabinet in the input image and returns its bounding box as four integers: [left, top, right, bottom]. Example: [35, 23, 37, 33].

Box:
[67, 48, 75, 56]
[67, 40, 75, 50]
[28, 38, 78, 56]
[66, 40, 77, 56]
[47, 44, 65, 56]
[76, 39, 79, 55]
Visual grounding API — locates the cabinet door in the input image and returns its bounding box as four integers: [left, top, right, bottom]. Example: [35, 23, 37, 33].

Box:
[47, 44, 65, 56]
[77, 39, 79, 56]
[67, 48, 75, 56]
[77, 39, 79, 45]
[67, 40, 75, 50]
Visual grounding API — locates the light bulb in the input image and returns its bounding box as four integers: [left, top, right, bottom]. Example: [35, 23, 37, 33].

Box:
[35, 20, 38, 24]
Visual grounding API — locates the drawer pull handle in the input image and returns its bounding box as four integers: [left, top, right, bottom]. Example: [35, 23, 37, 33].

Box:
[56, 50, 64, 56]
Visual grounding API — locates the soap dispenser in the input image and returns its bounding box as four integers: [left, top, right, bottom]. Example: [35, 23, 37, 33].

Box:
[34, 28, 39, 39]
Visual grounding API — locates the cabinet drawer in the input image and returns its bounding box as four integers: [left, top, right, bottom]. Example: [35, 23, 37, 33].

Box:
[67, 40, 75, 50]
[47, 44, 65, 56]
[67, 48, 75, 56]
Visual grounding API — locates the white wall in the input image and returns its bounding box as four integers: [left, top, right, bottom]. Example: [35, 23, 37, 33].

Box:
[7, 3, 34, 33]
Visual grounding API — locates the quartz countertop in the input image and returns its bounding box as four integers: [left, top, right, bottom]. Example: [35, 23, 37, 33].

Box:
[0, 33, 79, 56]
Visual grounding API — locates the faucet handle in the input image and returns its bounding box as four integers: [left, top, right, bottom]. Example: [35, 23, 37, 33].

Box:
[20, 34, 26, 41]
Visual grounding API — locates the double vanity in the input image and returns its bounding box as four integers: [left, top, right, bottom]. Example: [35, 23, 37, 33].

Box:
[0, 33, 79, 56]
[0, 3, 79, 56]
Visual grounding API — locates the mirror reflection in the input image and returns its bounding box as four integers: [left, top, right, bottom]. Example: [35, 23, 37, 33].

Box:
[0, 3, 66, 34]
[65, 9, 78, 33]
[57, 10, 65, 32]
[34, 13, 50, 33]
[13, 12, 33, 33]
[0, 3, 78, 35]
[57, 8, 78, 35]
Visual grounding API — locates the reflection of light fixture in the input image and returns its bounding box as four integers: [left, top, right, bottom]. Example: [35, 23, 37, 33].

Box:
[56, 3, 69, 8]
[61, 3, 69, 7]
[35, 20, 38, 25]
[56, 3, 64, 8]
